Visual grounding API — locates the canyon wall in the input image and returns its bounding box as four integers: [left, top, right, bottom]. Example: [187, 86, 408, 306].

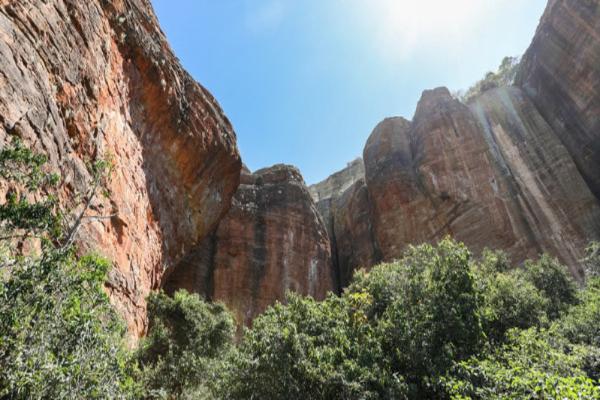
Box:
[165, 165, 335, 325]
[0, 0, 241, 337]
[314, 86, 600, 283]
[517, 0, 600, 200]
[309, 0, 600, 283]
[1, 0, 599, 333]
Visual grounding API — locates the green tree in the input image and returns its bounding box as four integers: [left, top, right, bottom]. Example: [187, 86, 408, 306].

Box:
[460, 56, 520, 102]
[0, 138, 138, 399]
[445, 328, 599, 400]
[476, 250, 548, 342]
[583, 242, 600, 280]
[219, 292, 407, 400]
[520, 254, 578, 319]
[138, 290, 235, 399]
[358, 239, 484, 396]
[222, 238, 484, 399]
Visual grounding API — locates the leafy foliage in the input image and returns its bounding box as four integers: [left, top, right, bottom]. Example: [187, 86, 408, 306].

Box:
[457, 56, 521, 102]
[445, 329, 600, 399]
[0, 138, 139, 399]
[219, 239, 485, 399]
[218, 292, 407, 400]
[520, 254, 578, 319]
[211, 240, 598, 399]
[0, 251, 139, 399]
[2, 139, 598, 399]
[0, 138, 61, 242]
[476, 250, 548, 342]
[583, 242, 600, 280]
[138, 290, 235, 399]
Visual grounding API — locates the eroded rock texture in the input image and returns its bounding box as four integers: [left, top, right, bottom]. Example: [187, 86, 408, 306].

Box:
[0, 0, 241, 337]
[518, 0, 600, 200]
[164, 165, 335, 325]
[311, 0, 600, 282]
[330, 178, 380, 288]
[308, 158, 376, 288]
[315, 86, 600, 282]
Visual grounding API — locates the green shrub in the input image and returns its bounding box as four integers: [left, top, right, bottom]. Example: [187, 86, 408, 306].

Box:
[476, 251, 548, 342]
[445, 328, 599, 400]
[520, 254, 578, 319]
[555, 277, 600, 348]
[360, 239, 484, 396]
[220, 238, 484, 399]
[583, 242, 600, 280]
[459, 56, 520, 102]
[138, 290, 235, 399]
[0, 138, 138, 399]
[219, 292, 406, 400]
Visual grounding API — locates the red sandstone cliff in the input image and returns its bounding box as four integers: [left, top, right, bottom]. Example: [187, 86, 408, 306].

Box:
[314, 85, 600, 284]
[0, 0, 241, 337]
[164, 165, 335, 325]
[517, 0, 600, 200]
[2, 0, 600, 334]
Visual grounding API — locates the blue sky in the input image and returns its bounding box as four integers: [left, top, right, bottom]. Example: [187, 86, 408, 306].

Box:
[151, 0, 547, 184]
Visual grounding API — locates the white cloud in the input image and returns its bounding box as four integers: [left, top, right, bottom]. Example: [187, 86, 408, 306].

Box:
[245, 0, 287, 33]
[341, 0, 510, 61]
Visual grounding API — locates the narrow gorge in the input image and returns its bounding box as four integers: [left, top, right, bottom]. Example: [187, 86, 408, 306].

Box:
[1, 0, 599, 335]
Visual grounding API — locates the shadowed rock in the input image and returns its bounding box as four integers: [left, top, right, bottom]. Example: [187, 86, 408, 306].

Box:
[164, 165, 335, 326]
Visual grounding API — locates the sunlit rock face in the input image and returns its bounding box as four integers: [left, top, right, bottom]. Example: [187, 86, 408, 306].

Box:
[314, 86, 600, 282]
[0, 0, 241, 337]
[517, 0, 600, 201]
[310, 0, 600, 284]
[2, 0, 600, 334]
[164, 165, 335, 326]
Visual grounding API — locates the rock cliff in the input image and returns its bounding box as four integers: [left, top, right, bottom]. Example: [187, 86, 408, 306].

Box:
[310, 0, 600, 283]
[316, 85, 600, 282]
[164, 165, 335, 325]
[2, 0, 600, 334]
[517, 0, 600, 200]
[0, 0, 241, 337]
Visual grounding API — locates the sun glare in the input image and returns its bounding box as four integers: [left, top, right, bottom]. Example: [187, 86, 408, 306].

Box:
[345, 0, 509, 59]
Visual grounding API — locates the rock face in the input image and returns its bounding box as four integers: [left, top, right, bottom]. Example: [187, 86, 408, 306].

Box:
[308, 158, 376, 288]
[0, 0, 241, 337]
[517, 0, 600, 200]
[164, 165, 335, 325]
[314, 86, 600, 281]
[330, 178, 381, 288]
[2, 0, 600, 335]
[310, 0, 600, 283]
[309, 158, 365, 203]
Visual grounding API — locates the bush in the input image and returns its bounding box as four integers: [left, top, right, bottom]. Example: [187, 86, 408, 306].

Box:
[476, 251, 548, 342]
[583, 242, 600, 280]
[555, 278, 600, 348]
[0, 138, 138, 399]
[0, 251, 139, 399]
[219, 292, 407, 400]
[520, 254, 578, 319]
[359, 239, 484, 396]
[138, 290, 235, 399]
[220, 238, 484, 399]
[459, 56, 520, 102]
[445, 328, 599, 400]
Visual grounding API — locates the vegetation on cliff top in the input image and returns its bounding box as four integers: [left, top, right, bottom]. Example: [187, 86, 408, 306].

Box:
[455, 56, 521, 103]
[1, 140, 599, 399]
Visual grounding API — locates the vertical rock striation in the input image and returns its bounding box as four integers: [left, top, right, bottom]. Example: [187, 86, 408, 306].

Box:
[315, 86, 600, 282]
[0, 0, 241, 337]
[165, 165, 335, 325]
[517, 0, 600, 199]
